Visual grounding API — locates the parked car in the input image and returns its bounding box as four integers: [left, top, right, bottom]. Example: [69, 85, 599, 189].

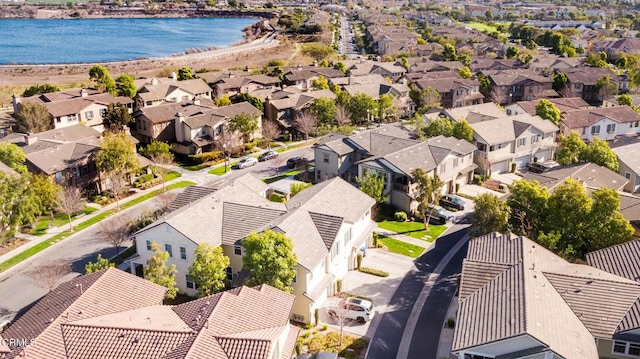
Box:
[286, 156, 309, 168]
[327, 297, 375, 323]
[527, 161, 559, 173]
[440, 194, 467, 211]
[427, 204, 453, 225]
[235, 158, 258, 169]
[258, 151, 278, 162]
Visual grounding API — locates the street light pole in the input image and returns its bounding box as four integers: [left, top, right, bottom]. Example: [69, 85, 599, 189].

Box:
[223, 144, 228, 173]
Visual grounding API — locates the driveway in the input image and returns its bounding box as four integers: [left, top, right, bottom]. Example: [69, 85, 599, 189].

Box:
[319, 248, 416, 337]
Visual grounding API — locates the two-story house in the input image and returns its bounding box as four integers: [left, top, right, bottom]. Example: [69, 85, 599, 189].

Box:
[505, 97, 591, 116]
[559, 67, 627, 105]
[207, 73, 282, 98]
[482, 69, 556, 105]
[560, 106, 640, 142]
[264, 89, 337, 134]
[282, 67, 345, 91]
[343, 59, 407, 81]
[130, 174, 376, 324]
[413, 77, 484, 109]
[612, 137, 640, 193]
[134, 77, 213, 110]
[342, 80, 415, 117]
[12, 89, 133, 132]
[313, 125, 477, 214]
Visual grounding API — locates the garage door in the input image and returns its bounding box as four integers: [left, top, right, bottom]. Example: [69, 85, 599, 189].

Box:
[535, 150, 551, 163]
[514, 155, 530, 169]
[491, 160, 509, 174]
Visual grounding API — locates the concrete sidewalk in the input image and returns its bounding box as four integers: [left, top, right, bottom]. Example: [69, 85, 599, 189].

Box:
[436, 295, 459, 359]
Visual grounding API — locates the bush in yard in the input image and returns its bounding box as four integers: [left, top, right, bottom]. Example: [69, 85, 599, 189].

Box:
[307, 335, 325, 352]
[336, 279, 342, 293]
[314, 308, 319, 326]
[359, 267, 389, 277]
[190, 151, 223, 164]
[446, 317, 456, 328]
[350, 338, 367, 349]
[321, 324, 328, 331]
[372, 233, 379, 247]
[394, 211, 408, 222]
[356, 253, 362, 269]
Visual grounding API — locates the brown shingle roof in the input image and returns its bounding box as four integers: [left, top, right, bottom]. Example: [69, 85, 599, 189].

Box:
[562, 105, 640, 129]
[587, 239, 640, 282]
[521, 162, 628, 192]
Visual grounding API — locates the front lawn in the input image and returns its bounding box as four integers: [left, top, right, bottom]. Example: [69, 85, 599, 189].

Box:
[377, 220, 446, 242]
[165, 171, 182, 181]
[208, 163, 237, 176]
[262, 169, 302, 184]
[31, 206, 99, 236]
[179, 163, 208, 171]
[377, 235, 425, 258]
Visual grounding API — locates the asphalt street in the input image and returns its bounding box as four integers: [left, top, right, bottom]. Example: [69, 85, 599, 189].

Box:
[366, 224, 469, 359]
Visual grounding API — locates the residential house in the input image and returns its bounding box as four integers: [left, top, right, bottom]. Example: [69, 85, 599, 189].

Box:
[504, 97, 590, 116]
[264, 89, 336, 134]
[343, 59, 407, 81]
[130, 174, 376, 324]
[12, 89, 133, 132]
[0, 268, 298, 359]
[408, 59, 464, 73]
[207, 73, 282, 98]
[412, 77, 483, 108]
[365, 25, 418, 56]
[282, 67, 345, 91]
[593, 38, 640, 59]
[453, 232, 640, 359]
[612, 137, 640, 193]
[469, 58, 524, 72]
[433, 104, 559, 173]
[342, 80, 415, 116]
[465, 3, 493, 17]
[481, 69, 555, 105]
[529, 54, 582, 73]
[414, 43, 444, 57]
[560, 106, 640, 142]
[134, 77, 213, 110]
[522, 162, 629, 192]
[603, 94, 640, 107]
[313, 125, 477, 213]
[559, 67, 627, 104]
[587, 239, 640, 282]
[133, 99, 216, 144]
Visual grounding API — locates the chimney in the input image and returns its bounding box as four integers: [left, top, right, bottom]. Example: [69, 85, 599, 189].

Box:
[313, 60, 318, 67]
[80, 89, 88, 97]
[175, 112, 185, 142]
[151, 78, 158, 86]
[24, 133, 38, 146]
[170, 72, 177, 80]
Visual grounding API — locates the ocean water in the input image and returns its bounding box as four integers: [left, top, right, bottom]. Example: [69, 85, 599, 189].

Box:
[0, 17, 257, 64]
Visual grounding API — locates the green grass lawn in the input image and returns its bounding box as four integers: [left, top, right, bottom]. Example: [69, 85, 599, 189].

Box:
[377, 235, 425, 258]
[179, 163, 208, 171]
[378, 220, 447, 242]
[0, 181, 196, 273]
[165, 171, 182, 181]
[31, 206, 99, 236]
[262, 169, 302, 184]
[465, 21, 499, 33]
[208, 163, 237, 176]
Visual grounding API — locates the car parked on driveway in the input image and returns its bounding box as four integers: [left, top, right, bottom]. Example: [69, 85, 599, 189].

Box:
[234, 157, 258, 169]
[527, 161, 559, 173]
[440, 194, 467, 211]
[427, 204, 453, 225]
[286, 156, 309, 168]
[327, 297, 375, 324]
[258, 151, 278, 162]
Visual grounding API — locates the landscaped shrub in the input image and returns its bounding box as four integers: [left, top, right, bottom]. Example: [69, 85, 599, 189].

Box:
[359, 267, 389, 277]
[336, 279, 342, 293]
[356, 253, 362, 269]
[307, 336, 325, 352]
[190, 151, 224, 164]
[325, 332, 340, 347]
[372, 232, 379, 247]
[394, 211, 407, 222]
[314, 308, 319, 326]
[446, 317, 456, 328]
[268, 193, 286, 203]
[321, 324, 328, 331]
[350, 338, 367, 350]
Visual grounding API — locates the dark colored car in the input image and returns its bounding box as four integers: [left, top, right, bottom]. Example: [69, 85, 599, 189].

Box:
[427, 204, 453, 225]
[258, 151, 278, 162]
[287, 156, 309, 168]
[440, 194, 467, 211]
[527, 161, 559, 173]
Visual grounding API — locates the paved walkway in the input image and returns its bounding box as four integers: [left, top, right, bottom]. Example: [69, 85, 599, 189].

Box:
[374, 227, 430, 249]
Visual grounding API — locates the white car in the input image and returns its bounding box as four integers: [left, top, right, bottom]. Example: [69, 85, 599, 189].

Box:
[235, 158, 257, 169]
[327, 297, 375, 323]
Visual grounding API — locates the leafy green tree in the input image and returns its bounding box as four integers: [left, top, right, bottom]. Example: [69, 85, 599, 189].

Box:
[85, 254, 115, 274]
[596, 75, 618, 101]
[348, 93, 377, 125]
[311, 75, 329, 90]
[142, 141, 174, 192]
[334, 61, 347, 74]
[290, 182, 313, 197]
[584, 187, 634, 253]
[232, 93, 264, 112]
[617, 94, 634, 106]
[32, 175, 61, 219]
[14, 102, 52, 133]
[95, 132, 138, 209]
[535, 99, 561, 125]
[243, 230, 298, 293]
[411, 86, 441, 109]
[0, 143, 27, 174]
[552, 72, 568, 92]
[399, 57, 409, 70]
[411, 169, 444, 230]
[452, 120, 474, 142]
[115, 74, 137, 98]
[229, 113, 259, 143]
[423, 116, 453, 138]
[102, 103, 134, 133]
[378, 94, 396, 121]
[188, 243, 230, 297]
[442, 43, 458, 61]
[508, 180, 549, 237]
[177, 67, 194, 81]
[356, 171, 386, 204]
[586, 51, 608, 68]
[0, 172, 39, 240]
[457, 66, 472, 79]
[310, 98, 337, 126]
[472, 193, 510, 236]
[215, 95, 232, 107]
[505, 46, 520, 59]
[144, 242, 178, 299]
[556, 131, 586, 165]
[580, 137, 619, 171]
[89, 65, 116, 95]
[302, 44, 336, 61]
[478, 73, 492, 99]
[22, 83, 59, 97]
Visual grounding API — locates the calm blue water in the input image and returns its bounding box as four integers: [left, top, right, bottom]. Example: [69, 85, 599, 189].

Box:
[0, 17, 257, 64]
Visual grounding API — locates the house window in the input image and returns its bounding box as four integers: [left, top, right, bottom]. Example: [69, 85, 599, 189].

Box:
[165, 244, 173, 257]
[54, 172, 63, 183]
[453, 158, 459, 167]
[591, 125, 601, 134]
[631, 343, 640, 356]
[186, 275, 197, 289]
[344, 228, 351, 247]
[517, 138, 526, 147]
[146, 240, 152, 251]
[440, 163, 446, 173]
[146, 101, 152, 106]
[234, 245, 242, 256]
[85, 111, 94, 119]
[182, 95, 189, 101]
[635, 121, 639, 127]
[180, 246, 187, 260]
[614, 341, 627, 353]
[531, 135, 540, 144]
[626, 172, 632, 179]
[100, 109, 107, 117]
[607, 124, 616, 133]
[324, 153, 330, 163]
[170, 97, 177, 102]
[226, 266, 233, 281]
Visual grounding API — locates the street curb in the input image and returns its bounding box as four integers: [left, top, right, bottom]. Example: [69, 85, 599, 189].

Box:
[435, 293, 458, 359]
[396, 234, 469, 359]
